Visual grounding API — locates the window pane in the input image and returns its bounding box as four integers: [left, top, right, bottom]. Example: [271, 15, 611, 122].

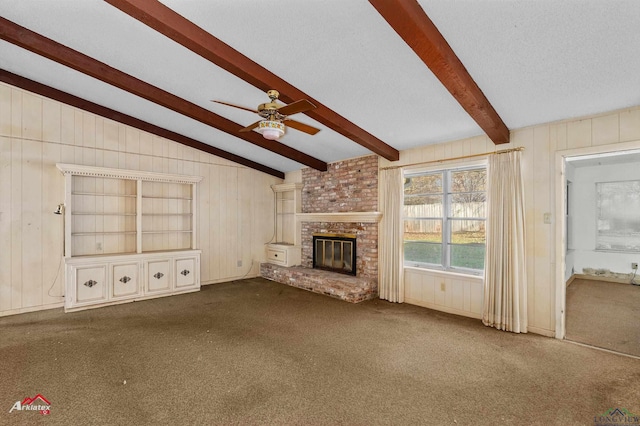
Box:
[404, 219, 442, 265]
[451, 169, 486, 193]
[450, 219, 485, 271]
[450, 244, 485, 270]
[450, 193, 486, 218]
[404, 173, 442, 195]
[450, 220, 485, 244]
[405, 241, 442, 265]
[404, 219, 442, 242]
[596, 181, 640, 251]
[404, 195, 443, 217]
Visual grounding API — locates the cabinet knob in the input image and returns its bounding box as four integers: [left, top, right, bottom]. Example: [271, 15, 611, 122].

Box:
[119, 276, 131, 284]
[84, 279, 98, 288]
[153, 272, 164, 280]
[274, 253, 278, 257]
[180, 269, 190, 276]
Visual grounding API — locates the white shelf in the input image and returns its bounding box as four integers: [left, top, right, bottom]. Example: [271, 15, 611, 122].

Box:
[72, 213, 137, 216]
[142, 230, 193, 234]
[72, 231, 137, 236]
[73, 192, 136, 198]
[141, 196, 192, 200]
[267, 183, 302, 266]
[142, 213, 192, 216]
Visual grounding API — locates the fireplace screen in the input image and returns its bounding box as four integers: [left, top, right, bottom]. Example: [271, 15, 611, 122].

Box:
[312, 233, 357, 276]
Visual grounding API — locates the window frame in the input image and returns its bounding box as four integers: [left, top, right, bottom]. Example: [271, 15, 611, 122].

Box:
[595, 179, 640, 253]
[403, 163, 487, 276]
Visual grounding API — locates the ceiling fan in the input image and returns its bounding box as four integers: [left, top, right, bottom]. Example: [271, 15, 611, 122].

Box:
[212, 90, 320, 140]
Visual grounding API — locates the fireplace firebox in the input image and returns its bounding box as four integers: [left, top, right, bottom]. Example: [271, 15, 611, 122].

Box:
[312, 233, 357, 276]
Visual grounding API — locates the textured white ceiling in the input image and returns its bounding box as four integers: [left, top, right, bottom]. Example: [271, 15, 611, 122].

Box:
[1, 0, 639, 174]
[420, 0, 640, 128]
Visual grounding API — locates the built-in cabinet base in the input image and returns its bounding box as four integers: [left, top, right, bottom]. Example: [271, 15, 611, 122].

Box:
[65, 250, 201, 312]
[265, 243, 301, 267]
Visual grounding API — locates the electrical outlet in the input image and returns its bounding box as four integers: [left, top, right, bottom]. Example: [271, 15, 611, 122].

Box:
[632, 263, 638, 270]
[440, 282, 445, 291]
[237, 260, 242, 267]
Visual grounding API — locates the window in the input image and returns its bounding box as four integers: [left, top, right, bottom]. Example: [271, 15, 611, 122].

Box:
[596, 180, 640, 252]
[403, 166, 486, 274]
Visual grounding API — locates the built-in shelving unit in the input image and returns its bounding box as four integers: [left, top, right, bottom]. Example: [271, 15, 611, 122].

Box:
[56, 164, 203, 312]
[266, 183, 303, 267]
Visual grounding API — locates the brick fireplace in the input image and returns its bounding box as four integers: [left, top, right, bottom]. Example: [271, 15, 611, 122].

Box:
[303, 222, 377, 279]
[260, 155, 380, 303]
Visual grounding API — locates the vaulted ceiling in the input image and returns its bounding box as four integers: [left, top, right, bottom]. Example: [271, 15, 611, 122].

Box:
[2, 1, 639, 178]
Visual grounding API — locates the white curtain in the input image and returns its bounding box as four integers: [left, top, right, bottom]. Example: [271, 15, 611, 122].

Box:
[379, 167, 404, 302]
[483, 151, 528, 333]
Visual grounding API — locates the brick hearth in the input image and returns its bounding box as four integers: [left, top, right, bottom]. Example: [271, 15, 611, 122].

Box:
[260, 263, 377, 303]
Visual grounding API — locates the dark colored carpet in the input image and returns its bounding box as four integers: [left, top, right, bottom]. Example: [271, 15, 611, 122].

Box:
[566, 278, 640, 357]
[1, 278, 639, 425]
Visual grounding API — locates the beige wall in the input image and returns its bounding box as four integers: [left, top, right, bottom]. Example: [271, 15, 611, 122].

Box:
[0, 82, 281, 317]
[4, 77, 640, 333]
[381, 105, 640, 336]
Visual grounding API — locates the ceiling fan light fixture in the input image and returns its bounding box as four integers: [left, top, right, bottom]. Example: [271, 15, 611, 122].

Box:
[258, 120, 285, 140]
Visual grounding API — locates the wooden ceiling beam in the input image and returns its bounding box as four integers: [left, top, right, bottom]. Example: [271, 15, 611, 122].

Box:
[0, 17, 327, 171]
[104, 0, 400, 162]
[0, 69, 285, 178]
[369, 0, 510, 145]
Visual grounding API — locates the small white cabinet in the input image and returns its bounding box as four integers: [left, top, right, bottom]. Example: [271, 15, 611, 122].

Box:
[111, 262, 140, 300]
[145, 258, 172, 294]
[266, 244, 301, 267]
[175, 257, 198, 290]
[73, 264, 107, 306]
[57, 164, 203, 313]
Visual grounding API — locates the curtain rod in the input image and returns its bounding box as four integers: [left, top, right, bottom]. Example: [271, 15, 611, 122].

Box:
[379, 146, 525, 171]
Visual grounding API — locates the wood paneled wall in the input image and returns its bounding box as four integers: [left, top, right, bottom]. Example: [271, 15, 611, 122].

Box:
[404, 268, 483, 319]
[0, 82, 280, 316]
[382, 106, 640, 336]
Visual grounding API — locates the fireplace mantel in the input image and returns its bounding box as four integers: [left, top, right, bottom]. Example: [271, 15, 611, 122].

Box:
[297, 212, 382, 223]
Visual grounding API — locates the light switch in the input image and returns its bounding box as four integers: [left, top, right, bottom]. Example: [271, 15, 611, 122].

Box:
[543, 213, 552, 224]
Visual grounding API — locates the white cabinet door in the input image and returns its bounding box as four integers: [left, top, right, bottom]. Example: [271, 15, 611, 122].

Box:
[111, 262, 140, 299]
[175, 257, 196, 289]
[266, 246, 287, 266]
[74, 265, 107, 305]
[146, 259, 172, 294]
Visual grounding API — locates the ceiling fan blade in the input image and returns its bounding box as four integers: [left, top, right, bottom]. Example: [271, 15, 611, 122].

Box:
[277, 99, 316, 116]
[239, 121, 262, 132]
[285, 119, 321, 135]
[211, 100, 258, 114]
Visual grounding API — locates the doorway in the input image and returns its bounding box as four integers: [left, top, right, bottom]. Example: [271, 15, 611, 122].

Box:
[555, 143, 640, 357]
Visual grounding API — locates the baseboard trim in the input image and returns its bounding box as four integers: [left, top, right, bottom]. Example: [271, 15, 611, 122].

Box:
[0, 301, 64, 317]
[527, 326, 555, 337]
[404, 298, 482, 320]
[201, 274, 260, 286]
[572, 273, 632, 285]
